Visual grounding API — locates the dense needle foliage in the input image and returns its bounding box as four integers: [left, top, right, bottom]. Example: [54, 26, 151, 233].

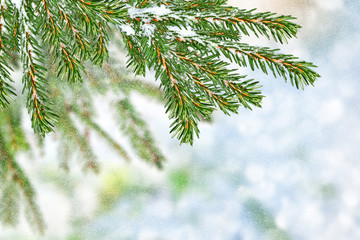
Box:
[0, 36, 167, 232]
[0, 0, 319, 144]
[0, 0, 319, 233]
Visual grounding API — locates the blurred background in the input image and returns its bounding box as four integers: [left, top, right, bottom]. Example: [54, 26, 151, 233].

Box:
[1, 0, 360, 239]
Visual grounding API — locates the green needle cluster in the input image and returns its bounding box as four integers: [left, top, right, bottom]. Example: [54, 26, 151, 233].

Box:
[0, 0, 319, 145]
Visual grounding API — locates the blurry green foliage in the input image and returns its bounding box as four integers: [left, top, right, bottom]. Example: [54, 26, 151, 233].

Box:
[99, 167, 132, 211]
[245, 198, 290, 240]
[0, 31, 166, 232]
[169, 168, 191, 197]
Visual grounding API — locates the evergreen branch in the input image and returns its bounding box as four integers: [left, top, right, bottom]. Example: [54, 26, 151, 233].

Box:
[122, 18, 263, 143]
[172, 3, 300, 43]
[21, 16, 57, 135]
[0, 0, 319, 142]
[195, 82, 229, 107]
[123, 34, 147, 76]
[224, 78, 263, 109]
[6, 107, 30, 151]
[12, 162, 45, 235]
[63, 0, 111, 64]
[218, 43, 319, 89]
[176, 48, 262, 109]
[56, 42, 84, 82]
[0, 1, 323, 232]
[195, 28, 241, 42]
[170, 50, 260, 118]
[117, 1, 319, 143]
[0, 1, 20, 52]
[0, 181, 20, 226]
[102, 63, 163, 101]
[167, 102, 203, 145]
[0, 130, 45, 234]
[0, 103, 31, 152]
[116, 99, 165, 168]
[212, 8, 300, 43]
[8, 2, 20, 52]
[0, 130, 19, 227]
[63, 1, 111, 66]
[92, 20, 109, 65]
[6, 113, 18, 150]
[70, 0, 127, 24]
[0, 62, 16, 109]
[0, 130, 11, 181]
[46, 63, 99, 171]
[38, 0, 84, 82]
[151, 39, 186, 110]
[83, 67, 109, 94]
[71, 106, 131, 162]
[59, 105, 99, 172]
[58, 5, 91, 60]
[151, 40, 214, 144]
[58, 135, 71, 171]
[0, 1, 16, 109]
[132, 1, 300, 43]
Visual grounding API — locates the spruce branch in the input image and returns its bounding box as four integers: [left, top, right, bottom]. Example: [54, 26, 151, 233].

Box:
[71, 105, 131, 162]
[0, 21, 172, 232]
[59, 103, 99, 172]
[0, 0, 319, 144]
[120, 0, 319, 143]
[21, 4, 58, 135]
[0, 0, 322, 231]
[0, 1, 17, 109]
[58, 4, 91, 60]
[117, 99, 165, 168]
[217, 43, 318, 89]
[0, 181, 20, 226]
[0, 130, 45, 234]
[191, 8, 300, 43]
[38, 0, 84, 82]
[102, 63, 163, 101]
[92, 20, 110, 65]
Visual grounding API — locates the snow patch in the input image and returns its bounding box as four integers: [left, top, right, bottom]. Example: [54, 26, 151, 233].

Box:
[127, 4, 172, 19]
[141, 23, 156, 37]
[168, 26, 197, 38]
[120, 24, 135, 36]
[12, 0, 22, 10]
